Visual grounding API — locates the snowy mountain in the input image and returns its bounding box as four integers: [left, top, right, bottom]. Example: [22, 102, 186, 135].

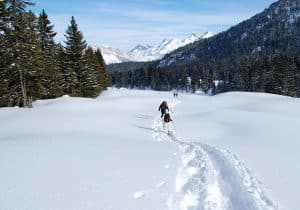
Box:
[127, 32, 214, 62]
[200, 31, 215, 39]
[127, 44, 157, 62]
[99, 46, 129, 64]
[100, 32, 214, 64]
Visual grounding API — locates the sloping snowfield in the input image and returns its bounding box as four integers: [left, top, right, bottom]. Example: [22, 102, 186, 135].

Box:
[0, 89, 299, 210]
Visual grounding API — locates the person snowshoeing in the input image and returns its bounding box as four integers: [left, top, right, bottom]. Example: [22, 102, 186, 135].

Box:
[163, 110, 173, 135]
[158, 101, 169, 118]
[173, 91, 178, 98]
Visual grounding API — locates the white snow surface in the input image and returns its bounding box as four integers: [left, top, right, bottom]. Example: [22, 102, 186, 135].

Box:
[1, 89, 300, 210]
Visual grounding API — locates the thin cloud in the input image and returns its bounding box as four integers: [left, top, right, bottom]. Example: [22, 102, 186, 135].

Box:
[40, 0, 276, 51]
[96, 2, 255, 25]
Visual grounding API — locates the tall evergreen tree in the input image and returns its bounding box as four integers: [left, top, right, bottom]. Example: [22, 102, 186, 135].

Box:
[81, 47, 100, 97]
[37, 9, 62, 98]
[0, 1, 43, 107]
[95, 48, 110, 89]
[200, 64, 213, 93]
[191, 66, 200, 92]
[64, 16, 87, 96]
[0, 1, 9, 106]
[282, 55, 297, 97]
[57, 44, 70, 94]
[37, 9, 56, 52]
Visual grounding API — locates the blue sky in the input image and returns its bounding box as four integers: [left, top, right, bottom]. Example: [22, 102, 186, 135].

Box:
[32, 0, 276, 51]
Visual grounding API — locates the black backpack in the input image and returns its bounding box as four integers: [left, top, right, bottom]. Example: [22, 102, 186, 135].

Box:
[164, 113, 172, 123]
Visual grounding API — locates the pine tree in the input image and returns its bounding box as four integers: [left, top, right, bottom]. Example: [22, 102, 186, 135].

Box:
[57, 44, 71, 95]
[80, 47, 100, 97]
[37, 10, 56, 51]
[200, 64, 213, 93]
[95, 48, 110, 89]
[22, 11, 44, 104]
[191, 66, 200, 92]
[271, 55, 285, 95]
[282, 55, 297, 97]
[37, 9, 62, 98]
[64, 16, 87, 96]
[0, 1, 43, 107]
[0, 1, 9, 106]
[261, 56, 273, 93]
[150, 69, 161, 90]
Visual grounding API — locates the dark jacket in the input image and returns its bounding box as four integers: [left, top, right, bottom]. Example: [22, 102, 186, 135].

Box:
[159, 102, 169, 112]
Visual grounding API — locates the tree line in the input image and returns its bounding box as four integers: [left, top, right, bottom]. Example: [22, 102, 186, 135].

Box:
[110, 0, 300, 98]
[0, 0, 110, 107]
[111, 53, 300, 97]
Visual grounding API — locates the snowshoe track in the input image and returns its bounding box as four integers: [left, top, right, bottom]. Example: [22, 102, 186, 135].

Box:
[152, 100, 278, 210]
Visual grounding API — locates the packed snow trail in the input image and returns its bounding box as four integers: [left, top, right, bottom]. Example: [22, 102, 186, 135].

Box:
[152, 100, 278, 210]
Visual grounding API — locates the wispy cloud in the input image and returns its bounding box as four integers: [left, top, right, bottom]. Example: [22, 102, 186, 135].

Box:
[36, 0, 276, 51]
[96, 2, 255, 25]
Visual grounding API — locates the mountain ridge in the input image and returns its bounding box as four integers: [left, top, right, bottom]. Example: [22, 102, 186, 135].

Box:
[99, 32, 215, 64]
[157, 0, 300, 67]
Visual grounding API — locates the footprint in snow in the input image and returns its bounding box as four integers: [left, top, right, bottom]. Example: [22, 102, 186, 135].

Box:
[133, 191, 145, 199]
[164, 164, 170, 169]
[156, 181, 166, 188]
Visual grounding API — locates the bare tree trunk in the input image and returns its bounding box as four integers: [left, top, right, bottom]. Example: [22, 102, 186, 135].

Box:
[28, 96, 33, 108]
[20, 69, 27, 107]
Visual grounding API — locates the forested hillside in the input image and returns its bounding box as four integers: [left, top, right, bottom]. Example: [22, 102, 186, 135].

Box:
[111, 0, 300, 97]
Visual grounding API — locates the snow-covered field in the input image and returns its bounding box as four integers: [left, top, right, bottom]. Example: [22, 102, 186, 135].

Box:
[0, 89, 299, 210]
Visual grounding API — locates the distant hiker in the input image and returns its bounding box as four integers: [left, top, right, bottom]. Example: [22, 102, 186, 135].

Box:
[173, 91, 178, 98]
[159, 101, 169, 118]
[163, 111, 173, 135]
